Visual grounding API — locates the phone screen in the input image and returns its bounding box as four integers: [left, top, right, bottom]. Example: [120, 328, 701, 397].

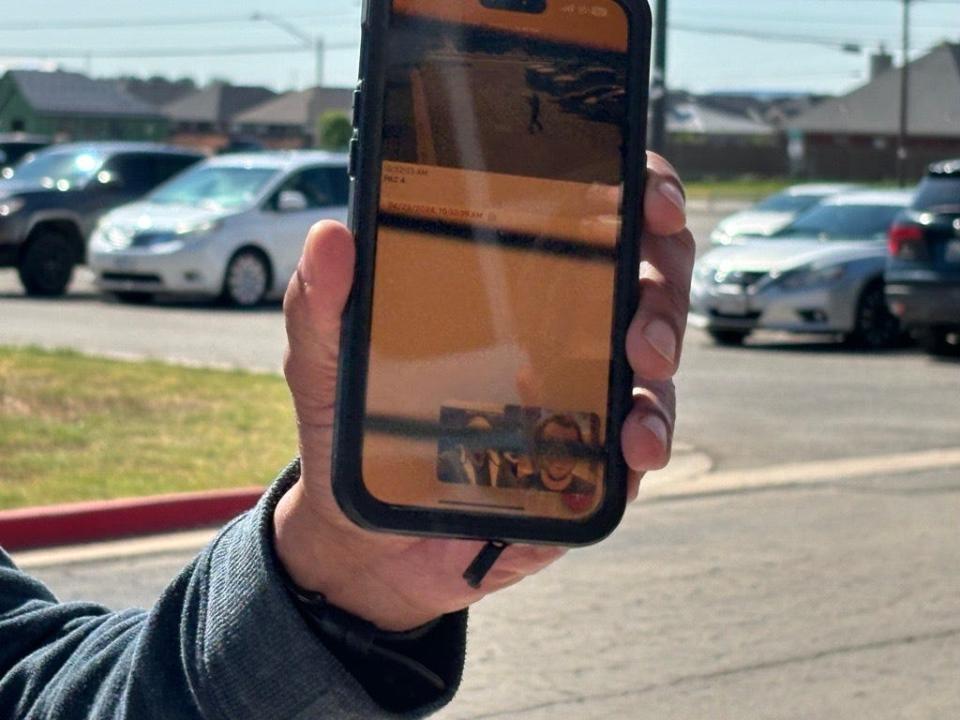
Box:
[362, 0, 630, 521]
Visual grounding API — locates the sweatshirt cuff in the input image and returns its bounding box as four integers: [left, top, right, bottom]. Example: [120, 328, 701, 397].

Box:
[193, 460, 467, 720]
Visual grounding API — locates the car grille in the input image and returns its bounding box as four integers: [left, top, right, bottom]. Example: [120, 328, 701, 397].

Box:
[101, 272, 163, 285]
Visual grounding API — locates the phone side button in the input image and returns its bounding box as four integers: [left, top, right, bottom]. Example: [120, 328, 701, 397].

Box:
[352, 82, 362, 127]
[348, 135, 360, 179]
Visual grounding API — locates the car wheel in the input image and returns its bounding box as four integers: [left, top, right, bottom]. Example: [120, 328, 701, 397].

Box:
[846, 282, 901, 349]
[112, 292, 155, 305]
[17, 230, 76, 297]
[708, 329, 750, 346]
[222, 250, 270, 307]
[918, 326, 960, 358]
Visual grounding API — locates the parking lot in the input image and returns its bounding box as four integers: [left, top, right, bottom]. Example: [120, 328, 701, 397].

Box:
[5, 204, 960, 718]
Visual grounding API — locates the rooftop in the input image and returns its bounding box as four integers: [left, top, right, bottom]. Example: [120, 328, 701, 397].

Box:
[5, 70, 163, 119]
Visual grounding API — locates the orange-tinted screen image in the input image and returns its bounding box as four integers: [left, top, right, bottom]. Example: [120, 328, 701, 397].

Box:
[362, 0, 630, 521]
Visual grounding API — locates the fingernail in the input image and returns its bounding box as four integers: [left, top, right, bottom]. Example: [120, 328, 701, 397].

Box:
[644, 319, 677, 364]
[658, 181, 686, 213]
[640, 414, 669, 449]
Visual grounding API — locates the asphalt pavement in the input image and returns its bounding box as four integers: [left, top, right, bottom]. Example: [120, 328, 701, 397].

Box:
[5, 204, 960, 718]
[20, 466, 960, 719]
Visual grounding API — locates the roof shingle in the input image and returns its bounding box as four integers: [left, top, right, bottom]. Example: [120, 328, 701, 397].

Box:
[8, 70, 163, 119]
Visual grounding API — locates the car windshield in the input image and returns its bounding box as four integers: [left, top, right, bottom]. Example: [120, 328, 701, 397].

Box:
[912, 176, 960, 212]
[773, 203, 906, 241]
[148, 165, 280, 210]
[9, 149, 106, 188]
[754, 192, 826, 213]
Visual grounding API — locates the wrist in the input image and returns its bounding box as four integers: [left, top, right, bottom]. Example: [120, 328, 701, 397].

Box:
[273, 479, 440, 632]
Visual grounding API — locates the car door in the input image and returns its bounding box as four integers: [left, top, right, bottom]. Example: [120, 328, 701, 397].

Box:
[261, 164, 350, 288]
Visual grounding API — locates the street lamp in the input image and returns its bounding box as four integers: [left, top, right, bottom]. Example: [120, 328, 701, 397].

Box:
[251, 12, 325, 87]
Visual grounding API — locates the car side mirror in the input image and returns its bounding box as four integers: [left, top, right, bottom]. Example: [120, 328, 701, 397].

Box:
[277, 189, 308, 212]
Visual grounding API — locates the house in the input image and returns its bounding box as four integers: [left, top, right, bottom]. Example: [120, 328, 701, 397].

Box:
[163, 82, 277, 152]
[789, 43, 960, 180]
[0, 70, 167, 141]
[232, 86, 353, 149]
[663, 94, 787, 179]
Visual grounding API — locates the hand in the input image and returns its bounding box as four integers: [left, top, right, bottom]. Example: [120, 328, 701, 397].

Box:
[273, 152, 693, 631]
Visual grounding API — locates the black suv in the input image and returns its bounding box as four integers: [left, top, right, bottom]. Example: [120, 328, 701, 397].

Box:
[0, 142, 203, 296]
[885, 159, 960, 356]
[0, 133, 50, 177]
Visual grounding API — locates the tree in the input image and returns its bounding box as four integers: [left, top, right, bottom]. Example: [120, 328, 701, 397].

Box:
[316, 111, 352, 151]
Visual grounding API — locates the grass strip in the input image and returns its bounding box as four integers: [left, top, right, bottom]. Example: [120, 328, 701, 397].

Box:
[0, 347, 296, 510]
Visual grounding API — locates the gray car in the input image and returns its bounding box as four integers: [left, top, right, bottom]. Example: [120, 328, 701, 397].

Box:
[692, 190, 914, 348]
[709, 183, 861, 246]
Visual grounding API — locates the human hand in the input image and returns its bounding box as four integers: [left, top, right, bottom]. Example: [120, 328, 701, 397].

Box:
[273, 151, 693, 631]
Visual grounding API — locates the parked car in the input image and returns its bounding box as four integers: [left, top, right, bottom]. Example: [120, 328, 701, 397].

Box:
[0, 142, 203, 296]
[709, 183, 861, 246]
[88, 151, 349, 307]
[691, 190, 913, 348]
[885, 159, 960, 356]
[0, 133, 51, 178]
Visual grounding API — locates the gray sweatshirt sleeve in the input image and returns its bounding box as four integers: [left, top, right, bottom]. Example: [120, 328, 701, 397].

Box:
[0, 467, 467, 720]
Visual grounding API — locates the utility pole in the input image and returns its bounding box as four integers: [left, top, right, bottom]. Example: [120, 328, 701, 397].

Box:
[896, 0, 911, 187]
[650, 0, 668, 154]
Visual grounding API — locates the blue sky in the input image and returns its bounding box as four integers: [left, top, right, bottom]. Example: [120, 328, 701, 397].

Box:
[1, 0, 958, 96]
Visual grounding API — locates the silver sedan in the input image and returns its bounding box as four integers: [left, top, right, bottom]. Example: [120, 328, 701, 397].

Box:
[691, 190, 914, 348]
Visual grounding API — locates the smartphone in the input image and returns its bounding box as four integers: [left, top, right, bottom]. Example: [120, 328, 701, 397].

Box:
[333, 0, 651, 545]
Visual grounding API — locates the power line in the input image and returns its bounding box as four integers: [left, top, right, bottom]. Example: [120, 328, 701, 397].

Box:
[0, 42, 360, 59]
[0, 11, 359, 32]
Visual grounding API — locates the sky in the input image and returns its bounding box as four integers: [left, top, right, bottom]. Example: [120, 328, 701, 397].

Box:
[1, 0, 959, 96]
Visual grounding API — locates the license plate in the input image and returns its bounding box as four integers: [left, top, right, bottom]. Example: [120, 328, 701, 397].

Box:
[946, 240, 960, 264]
[716, 285, 748, 315]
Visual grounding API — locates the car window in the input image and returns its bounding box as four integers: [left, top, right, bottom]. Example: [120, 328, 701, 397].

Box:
[10, 148, 106, 187]
[773, 203, 905, 240]
[149, 164, 279, 210]
[152, 154, 201, 186]
[754, 192, 825, 213]
[274, 166, 349, 209]
[103, 153, 157, 194]
[912, 176, 960, 212]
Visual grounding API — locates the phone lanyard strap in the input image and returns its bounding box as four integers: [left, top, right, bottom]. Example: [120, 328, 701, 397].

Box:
[462, 540, 511, 589]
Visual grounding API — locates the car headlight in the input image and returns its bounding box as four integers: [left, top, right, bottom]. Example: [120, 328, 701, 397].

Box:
[773, 264, 845, 290]
[0, 197, 25, 217]
[175, 219, 221, 238]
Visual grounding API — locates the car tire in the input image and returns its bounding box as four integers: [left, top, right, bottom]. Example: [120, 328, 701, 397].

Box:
[18, 229, 76, 297]
[708, 329, 750, 346]
[918, 326, 960, 358]
[112, 292, 155, 305]
[222, 249, 270, 307]
[846, 282, 901, 350]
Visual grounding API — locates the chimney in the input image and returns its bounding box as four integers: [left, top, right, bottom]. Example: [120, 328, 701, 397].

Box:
[870, 44, 894, 80]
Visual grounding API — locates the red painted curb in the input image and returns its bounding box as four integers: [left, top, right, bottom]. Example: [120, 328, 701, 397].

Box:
[0, 487, 265, 551]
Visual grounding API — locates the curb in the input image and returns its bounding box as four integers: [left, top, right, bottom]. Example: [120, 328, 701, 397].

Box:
[0, 487, 264, 551]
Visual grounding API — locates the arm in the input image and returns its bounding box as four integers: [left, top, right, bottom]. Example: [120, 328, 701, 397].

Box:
[0, 467, 465, 720]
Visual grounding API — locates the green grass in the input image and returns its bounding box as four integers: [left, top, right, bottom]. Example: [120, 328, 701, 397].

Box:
[0, 347, 297, 510]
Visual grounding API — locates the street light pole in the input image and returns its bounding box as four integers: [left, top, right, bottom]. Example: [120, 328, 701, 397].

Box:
[252, 12, 324, 87]
[897, 0, 911, 187]
[650, 0, 668, 154]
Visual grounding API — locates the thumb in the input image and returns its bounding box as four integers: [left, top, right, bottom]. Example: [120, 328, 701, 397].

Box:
[283, 220, 356, 427]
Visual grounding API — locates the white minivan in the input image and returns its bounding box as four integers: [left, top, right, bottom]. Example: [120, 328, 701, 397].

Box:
[89, 151, 349, 306]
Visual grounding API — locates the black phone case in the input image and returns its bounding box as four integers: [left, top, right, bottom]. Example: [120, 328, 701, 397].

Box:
[332, 0, 652, 546]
